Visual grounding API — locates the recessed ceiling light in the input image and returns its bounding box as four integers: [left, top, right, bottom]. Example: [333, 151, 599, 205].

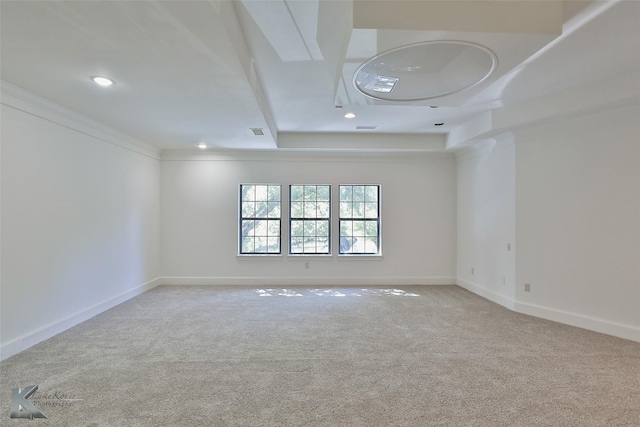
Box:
[197, 143, 207, 149]
[90, 76, 115, 87]
[251, 128, 264, 136]
[344, 112, 356, 119]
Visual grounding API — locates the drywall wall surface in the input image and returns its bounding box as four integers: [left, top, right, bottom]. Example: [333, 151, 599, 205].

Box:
[1, 97, 160, 358]
[515, 105, 640, 339]
[160, 151, 457, 284]
[456, 134, 516, 308]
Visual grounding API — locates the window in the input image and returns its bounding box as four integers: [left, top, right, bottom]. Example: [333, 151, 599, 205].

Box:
[290, 185, 331, 254]
[239, 184, 281, 254]
[339, 185, 380, 254]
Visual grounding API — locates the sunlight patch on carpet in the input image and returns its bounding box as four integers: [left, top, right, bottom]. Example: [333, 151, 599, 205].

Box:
[254, 288, 420, 297]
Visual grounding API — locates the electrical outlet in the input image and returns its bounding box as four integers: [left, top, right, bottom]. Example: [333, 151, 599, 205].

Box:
[501, 277, 506, 285]
[524, 283, 531, 292]
[507, 243, 512, 251]
[305, 262, 309, 269]
[471, 267, 475, 275]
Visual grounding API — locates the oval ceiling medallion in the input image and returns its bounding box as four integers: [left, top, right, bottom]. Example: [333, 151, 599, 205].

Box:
[353, 41, 497, 101]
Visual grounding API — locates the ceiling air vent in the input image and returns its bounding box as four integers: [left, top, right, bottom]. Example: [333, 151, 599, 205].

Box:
[251, 128, 264, 136]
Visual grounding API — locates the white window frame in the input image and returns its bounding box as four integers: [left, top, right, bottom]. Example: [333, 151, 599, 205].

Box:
[238, 184, 282, 255]
[289, 184, 332, 255]
[338, 184, 381, 255]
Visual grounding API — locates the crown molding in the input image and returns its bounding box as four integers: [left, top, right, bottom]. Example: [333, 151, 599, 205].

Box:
[1, 80, 161, 160]
[160, 148, 455, 162]
[455, 132, 515, 163]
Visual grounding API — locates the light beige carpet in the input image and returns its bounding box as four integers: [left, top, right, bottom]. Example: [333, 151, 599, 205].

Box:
[1, 285, 639, 426]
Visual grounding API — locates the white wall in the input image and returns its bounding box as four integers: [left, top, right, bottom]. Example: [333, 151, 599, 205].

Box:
[1, 89, 161, 359]
[456, 134, 516, 308]
[160, 151, 457, 285]
[3, 86, 637, 365]
[515, 106, 640, 341]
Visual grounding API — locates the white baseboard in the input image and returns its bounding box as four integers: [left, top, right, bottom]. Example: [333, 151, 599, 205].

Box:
[456, 278, 516, 310]
[0, 278, 162, 361]
[514, 300, 640, 343]
[159, 276, 457, 286]
[457, 278, 640, 343]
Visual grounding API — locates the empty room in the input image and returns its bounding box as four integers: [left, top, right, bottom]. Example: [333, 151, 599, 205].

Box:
[1, 1, 639, 425]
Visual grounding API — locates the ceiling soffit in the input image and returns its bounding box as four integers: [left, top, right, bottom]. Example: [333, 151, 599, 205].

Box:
[353, 1, 563, 34]
[332, 0, 563, 107]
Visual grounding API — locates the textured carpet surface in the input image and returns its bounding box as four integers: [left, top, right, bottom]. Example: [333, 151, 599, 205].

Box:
[1, 285, 639, 426]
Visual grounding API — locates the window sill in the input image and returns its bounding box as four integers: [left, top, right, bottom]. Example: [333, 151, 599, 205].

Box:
[336, 254, 383, 260]
[287, 254, 334, 260]
[236, 254, 383, 261]
[236, 254, 283, 261]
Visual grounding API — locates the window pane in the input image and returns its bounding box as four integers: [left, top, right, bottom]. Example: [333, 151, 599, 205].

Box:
[291, 201, 304, 218]
[267, 220, 280, 236]
[267, 237, 280, 253]
[365, 202, 377, 218]
[268, 202, 280, 218]
[290, 185, 303, 202]
[317, 220, 329, 237]
[304, 185, 316, 201]
[291, 237, 304, 253]
[340, 221, 352, 236]
[242, 202, 255, 218]
[353, 220, 365, 236]
[255, 236, 266, 252]
[340, 186, 352, 201]
[364, 237, 378, 254]
[291, 220, 304, 237]
[317, 185, 330, 201]
[304, 220, 316, 236]
[340, 202, 351, 218]
[317, 238, 329, 253]
[242, 185, 255, 201]
[365, 185, 378, 202]
[241, 220, 255, 237]
[365, 221, 378, 236]
[255, 185, 268, 201]
[304, 201, 317, 217]
[353, 202, 364, 218]
[317, 201, 330, 218]
[268, 185, 281, 202]
[255, 201, 268, 218]
[255, 220, 267, 236]
[353, 185, 365, 201]
[303, 238, 317, 253]
[241, 236, 254, 253]
[340, 236, 356, 253]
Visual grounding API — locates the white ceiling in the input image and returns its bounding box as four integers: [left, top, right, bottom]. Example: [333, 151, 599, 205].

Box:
[1, 0, 639, 152]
